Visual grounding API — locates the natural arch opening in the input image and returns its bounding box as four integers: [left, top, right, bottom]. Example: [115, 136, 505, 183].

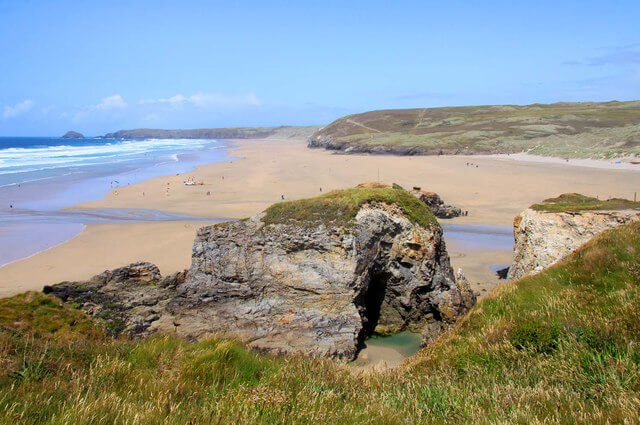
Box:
[359, 269, 389, 338]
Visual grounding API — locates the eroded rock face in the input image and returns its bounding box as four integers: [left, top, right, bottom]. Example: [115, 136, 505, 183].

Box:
[45, 204, 474, 359]
[508, 208, 640, 280]
[43, 262, 186, 337]
[161, 203, 474, 358]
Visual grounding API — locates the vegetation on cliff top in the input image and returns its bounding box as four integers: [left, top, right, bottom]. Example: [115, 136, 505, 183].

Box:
[308, 101, 640, 159]
[531, 192, 640, 212]
[2, 221, 640, 423]
[262, 184, 438, 229]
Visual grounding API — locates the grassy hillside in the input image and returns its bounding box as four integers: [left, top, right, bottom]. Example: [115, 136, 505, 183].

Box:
[102, 125, 320, 140]
[1, 221, 640, 423]
[308, 101, 640, 159]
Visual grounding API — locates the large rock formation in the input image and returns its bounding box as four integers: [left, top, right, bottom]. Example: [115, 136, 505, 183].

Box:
[508, 194, 640, 280]
[45, 186, 475, 359]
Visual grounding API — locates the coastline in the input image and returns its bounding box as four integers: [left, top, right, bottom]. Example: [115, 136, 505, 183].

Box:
[1, 138, 638, 297]
[0, 137, 232, 267]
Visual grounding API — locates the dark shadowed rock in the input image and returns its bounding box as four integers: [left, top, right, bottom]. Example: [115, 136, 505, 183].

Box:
[495, 267, 509, 279]
[44, 262, 182, 337]
[411, 188, 463, 218]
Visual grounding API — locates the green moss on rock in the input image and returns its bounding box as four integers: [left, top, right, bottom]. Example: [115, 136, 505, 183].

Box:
[531, 193, 640, 212]
[262, 186, 438, 229]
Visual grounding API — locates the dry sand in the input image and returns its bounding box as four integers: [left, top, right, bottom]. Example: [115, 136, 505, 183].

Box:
[1, 138, 638, 297]
[75, 139, 640, 225]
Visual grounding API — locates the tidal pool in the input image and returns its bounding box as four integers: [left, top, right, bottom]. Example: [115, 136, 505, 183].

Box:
[353, 331, 422, 368]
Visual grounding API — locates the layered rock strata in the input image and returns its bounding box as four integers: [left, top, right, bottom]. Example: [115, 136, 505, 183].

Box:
[508, 207, 640, 280]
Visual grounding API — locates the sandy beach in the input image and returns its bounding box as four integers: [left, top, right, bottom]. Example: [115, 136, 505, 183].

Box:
[1, 137, 638, 297]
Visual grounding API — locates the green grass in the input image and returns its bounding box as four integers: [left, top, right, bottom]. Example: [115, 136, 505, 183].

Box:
[531, 193, 640, 212]
[262, 186, 438, 229]
[1, 222, 640, 423]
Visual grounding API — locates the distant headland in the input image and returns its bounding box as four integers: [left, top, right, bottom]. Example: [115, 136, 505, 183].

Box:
[307, 100, 640, 159]
[100, 126, 320, 140]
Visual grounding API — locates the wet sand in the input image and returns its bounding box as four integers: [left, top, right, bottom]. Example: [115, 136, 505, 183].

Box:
[0, 220, 213, 298]
[1, 138, 638, 296]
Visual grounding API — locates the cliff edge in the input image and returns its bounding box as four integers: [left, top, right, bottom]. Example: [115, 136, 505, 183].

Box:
[508, 194, 640, 280]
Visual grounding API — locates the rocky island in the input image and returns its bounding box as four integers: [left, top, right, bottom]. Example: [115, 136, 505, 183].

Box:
[61, 131, 84, 139]
[44, 184, 475, 359]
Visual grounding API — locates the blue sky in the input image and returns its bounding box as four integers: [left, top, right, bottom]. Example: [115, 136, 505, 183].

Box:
[0, 0, 639, 136]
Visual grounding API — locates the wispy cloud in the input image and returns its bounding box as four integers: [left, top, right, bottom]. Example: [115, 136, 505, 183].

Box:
[96, 94, 127, 110]
[140, 92, 261, 108]
[3, 99, 34, 119]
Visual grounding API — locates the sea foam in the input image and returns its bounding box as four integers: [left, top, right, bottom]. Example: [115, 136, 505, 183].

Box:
[0, 138, 215, 179]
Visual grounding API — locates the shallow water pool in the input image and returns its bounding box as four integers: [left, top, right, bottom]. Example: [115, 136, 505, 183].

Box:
[353, 331, 423, 368]
[365, 331, 423, 357]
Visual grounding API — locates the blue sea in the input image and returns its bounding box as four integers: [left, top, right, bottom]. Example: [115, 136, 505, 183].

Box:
[0, 137, 230, 266]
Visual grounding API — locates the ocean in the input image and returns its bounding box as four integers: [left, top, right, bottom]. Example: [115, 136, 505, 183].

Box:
[0, 137, 230, 266]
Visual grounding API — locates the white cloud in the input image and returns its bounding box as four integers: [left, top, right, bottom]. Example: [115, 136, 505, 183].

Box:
[96, 94, 127, 110]
[3, 99, 34, 119]
[140, 92, 261, 108]
[70, 95, 127, 123]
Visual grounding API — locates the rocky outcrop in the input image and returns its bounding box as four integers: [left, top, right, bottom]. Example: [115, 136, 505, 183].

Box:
[411, 187, 463, 218]
[44, 187, 475, 359]
[308, 135, 436, 156]
[62, 131, 84, 139]
[508, 208, 640, 280]
[167, 204, 474, 358]
[44, 263, 187, 337]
